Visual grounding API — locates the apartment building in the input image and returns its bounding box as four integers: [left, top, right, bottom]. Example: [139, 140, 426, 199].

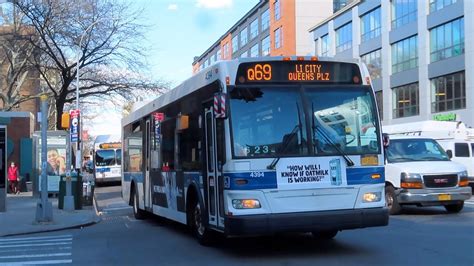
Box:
[309, 0, 474, 127]
[192, 0, 333, 73]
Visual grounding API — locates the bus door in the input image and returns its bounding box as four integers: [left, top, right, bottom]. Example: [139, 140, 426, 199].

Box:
[204, 109, 224, 228]
[144, 118, 152, 210]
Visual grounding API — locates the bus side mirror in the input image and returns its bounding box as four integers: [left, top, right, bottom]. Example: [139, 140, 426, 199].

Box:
[214, 92, 228, 119]
[446, 149, 453, 159]
[382, 133, 390, 148]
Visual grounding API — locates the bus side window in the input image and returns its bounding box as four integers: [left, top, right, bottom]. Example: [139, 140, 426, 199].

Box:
[161, 119, 176, 170]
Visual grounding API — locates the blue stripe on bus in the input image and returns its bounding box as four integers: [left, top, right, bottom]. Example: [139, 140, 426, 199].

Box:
[225, 167, 384, 190]
[123, 172, 144, 183]
[346, 167, 385, 185]
[226, 172, 277, 190]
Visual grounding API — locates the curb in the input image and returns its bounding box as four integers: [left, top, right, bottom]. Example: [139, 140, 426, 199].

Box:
[1, 200, 102, 238]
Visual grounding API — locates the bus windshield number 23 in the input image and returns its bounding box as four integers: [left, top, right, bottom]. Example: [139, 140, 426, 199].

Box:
[247, 64, 272, 81]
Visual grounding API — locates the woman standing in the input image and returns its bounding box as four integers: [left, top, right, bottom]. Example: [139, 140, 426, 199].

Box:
[8, 161, 20, 194]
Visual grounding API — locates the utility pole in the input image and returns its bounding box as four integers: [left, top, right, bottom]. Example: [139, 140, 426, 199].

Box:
[36, 94, 53, 222]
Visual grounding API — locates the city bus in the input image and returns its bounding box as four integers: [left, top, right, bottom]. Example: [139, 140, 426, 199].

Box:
[93, 135, 122, 184]
[122, 56, 388, 244]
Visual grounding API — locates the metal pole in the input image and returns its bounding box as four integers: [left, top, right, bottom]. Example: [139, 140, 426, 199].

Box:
[36, 94, 53, 222]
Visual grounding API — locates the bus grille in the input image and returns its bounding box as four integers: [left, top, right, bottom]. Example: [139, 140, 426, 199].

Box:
[423, 174, 458, 188]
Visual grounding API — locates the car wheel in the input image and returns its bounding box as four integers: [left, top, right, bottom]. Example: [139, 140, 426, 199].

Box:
[385, 185, 402, 215]
[445, 202, 464, 213]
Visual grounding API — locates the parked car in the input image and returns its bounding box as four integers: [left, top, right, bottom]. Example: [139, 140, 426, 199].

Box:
[384, 135, 471, 215]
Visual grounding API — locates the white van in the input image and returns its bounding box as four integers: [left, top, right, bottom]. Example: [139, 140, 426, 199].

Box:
[436, 140, 474, 187]
[384, 135, 471, 215]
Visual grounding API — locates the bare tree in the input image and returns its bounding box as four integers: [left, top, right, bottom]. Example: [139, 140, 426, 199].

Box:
[0, 3, 41, 111]
[14, 0, 166, 129]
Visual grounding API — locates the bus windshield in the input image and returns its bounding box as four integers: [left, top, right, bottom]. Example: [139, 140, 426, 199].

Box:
[230, 86, 380, 158]
[95, 150, 116, 166]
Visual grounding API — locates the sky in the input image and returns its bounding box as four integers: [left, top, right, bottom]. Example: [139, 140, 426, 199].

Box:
[87, 0, 259, 136]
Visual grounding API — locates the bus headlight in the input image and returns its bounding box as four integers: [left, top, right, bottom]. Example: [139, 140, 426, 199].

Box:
[363, 192, 381, 203]
[232, 199, 261, 209]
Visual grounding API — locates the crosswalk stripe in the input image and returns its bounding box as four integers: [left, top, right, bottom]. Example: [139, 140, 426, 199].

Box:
[465, 201, 474, 205]
[0, 238, 72, 244]
[0, 253, 71, 259]
[2, 259, 73, 265]
[0, 235, 72, 243]
[0, 242, 72, 248]
[0, 247, 71, 254]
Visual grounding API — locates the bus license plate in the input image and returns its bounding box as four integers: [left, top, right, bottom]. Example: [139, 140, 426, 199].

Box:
[438, 194, 451, 201]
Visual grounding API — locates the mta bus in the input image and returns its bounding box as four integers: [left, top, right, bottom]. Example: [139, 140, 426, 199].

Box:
[93, 135, 122, 183]
[122, 56, 388, 244]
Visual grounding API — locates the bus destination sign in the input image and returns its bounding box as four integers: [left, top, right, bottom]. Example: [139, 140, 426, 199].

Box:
[236, 61, 362, 85]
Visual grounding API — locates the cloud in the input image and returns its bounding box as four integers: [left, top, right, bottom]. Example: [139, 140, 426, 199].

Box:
[167, 4, 178, 11]
[196, 0, 232, 9]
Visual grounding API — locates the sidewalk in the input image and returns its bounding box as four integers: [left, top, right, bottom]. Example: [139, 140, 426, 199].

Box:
[0, 192, 101, 237]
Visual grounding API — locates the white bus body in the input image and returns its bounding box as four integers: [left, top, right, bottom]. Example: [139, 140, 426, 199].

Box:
[122, 57, 388, 244]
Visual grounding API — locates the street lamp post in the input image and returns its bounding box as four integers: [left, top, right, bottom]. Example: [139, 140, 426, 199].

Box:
[75, 19, 103, 170]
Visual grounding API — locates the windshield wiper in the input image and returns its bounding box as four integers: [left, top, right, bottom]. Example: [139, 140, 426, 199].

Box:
[312, 102, 354, 167]
[267, 102, 303, 170]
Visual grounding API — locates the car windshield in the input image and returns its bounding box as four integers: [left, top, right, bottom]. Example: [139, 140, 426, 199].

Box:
[95, 150, 116, 166]
[386, 139, 450, 163]
[229, 86, 380, 158]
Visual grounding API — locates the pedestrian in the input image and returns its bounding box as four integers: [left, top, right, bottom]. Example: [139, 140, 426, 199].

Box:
[8, 161, 20, 194]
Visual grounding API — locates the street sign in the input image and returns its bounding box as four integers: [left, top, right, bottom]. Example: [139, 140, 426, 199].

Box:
[70, 110, 80, 143]
[154, 112, 164, 122]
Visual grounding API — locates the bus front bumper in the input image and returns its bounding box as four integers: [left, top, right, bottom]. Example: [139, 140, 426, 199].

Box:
[224, 207, 388, 236]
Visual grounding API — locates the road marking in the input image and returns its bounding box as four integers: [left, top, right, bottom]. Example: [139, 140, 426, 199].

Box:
[464, 201, 474, 205]
[0, 235, 73, 265]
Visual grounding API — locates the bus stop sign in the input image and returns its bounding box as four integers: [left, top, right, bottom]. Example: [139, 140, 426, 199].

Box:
[70, 110, 80, 143]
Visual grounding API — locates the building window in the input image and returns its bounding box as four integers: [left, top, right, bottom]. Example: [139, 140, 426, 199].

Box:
[216, 48, 221, 60]
[375, 91, 383, 120]
[274, 0, 281, 21]
[431, 71, 465, 113]
[391, 35, 417, 74]
[261, 8, 270, 31]
[321, 34, 330, 56]
[274, 27, 282, 49]
[250, 43, 259, 57]
[250, 19, 258, 40]
[240, 50, 248, 58]
[223, 43, 229, 58]
[391, 0, 417, 29]
[392, 83, 419, 118]
[430, 0, 457, 13]
[262, 35, 270, 56]
[232, 35, 239, 54]
[430, 17, 464, 62]
[240, 27, 248, 47]
[336, 22, 352, 53]
[361, 7, 381, 42]
[210, 54, 215, 64]
[361, 49, 382, 80]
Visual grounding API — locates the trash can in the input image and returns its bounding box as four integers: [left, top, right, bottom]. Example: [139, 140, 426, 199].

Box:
[58, 173, 83, 210]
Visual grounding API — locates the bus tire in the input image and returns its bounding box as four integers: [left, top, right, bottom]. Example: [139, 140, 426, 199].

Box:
[132, 186, 146, 220]
[385, 185, 402, 215]
[189, 198, 214, 245]
[312, 230, 338, 240]
[445, 202, 464, 213]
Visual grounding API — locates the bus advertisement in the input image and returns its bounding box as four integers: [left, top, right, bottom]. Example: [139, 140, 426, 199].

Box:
[93, 135, 122, 184]
[122, 56, 388, 244]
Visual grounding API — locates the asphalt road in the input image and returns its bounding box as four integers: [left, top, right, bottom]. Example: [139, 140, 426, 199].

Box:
[2, 185, 473, 265]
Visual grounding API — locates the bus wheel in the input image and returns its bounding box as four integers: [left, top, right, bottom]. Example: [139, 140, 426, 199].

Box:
[132, 187, 146, 220]
[445, 202, 464, 213]
[312, 230, 338, 240]
[190, 199, 213, 245]
[385, 185, 402, 215]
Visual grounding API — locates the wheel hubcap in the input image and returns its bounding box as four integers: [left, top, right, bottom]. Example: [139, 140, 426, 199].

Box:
[386, 192, 393, 209]
[194, 204, 205, 236]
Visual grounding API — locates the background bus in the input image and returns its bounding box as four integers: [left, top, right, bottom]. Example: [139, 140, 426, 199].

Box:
[122, 56, 388, 244]
[93, 135, 122, 184]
